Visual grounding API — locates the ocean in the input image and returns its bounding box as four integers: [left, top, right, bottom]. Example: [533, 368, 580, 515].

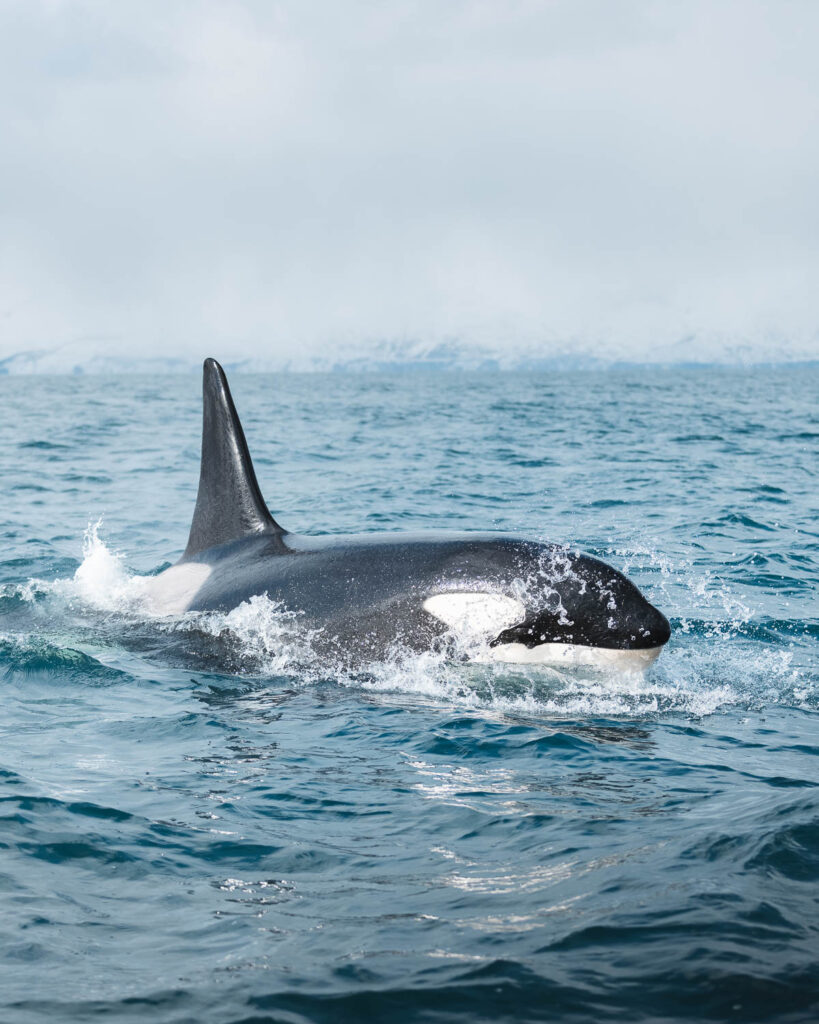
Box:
[0, 366, 817, 1023]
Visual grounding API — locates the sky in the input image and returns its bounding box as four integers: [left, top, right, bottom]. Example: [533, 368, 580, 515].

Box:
[1, 0, 818, 370]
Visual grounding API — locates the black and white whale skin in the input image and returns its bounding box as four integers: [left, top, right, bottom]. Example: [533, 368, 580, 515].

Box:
[147, 359, 670, 669]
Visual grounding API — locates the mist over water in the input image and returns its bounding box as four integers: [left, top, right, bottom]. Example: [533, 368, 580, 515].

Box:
[0, 367, 817, 1022]
[3, 1, 819, 368]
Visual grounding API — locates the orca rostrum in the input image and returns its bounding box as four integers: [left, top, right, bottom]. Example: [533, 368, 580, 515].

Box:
[147, 359, 671, 669]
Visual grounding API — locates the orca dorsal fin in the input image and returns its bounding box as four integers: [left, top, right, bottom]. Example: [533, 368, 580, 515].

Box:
[182, 358, 284, 560]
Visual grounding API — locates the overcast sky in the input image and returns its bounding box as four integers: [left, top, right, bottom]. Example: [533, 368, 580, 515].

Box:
[1, 0, 818, 368]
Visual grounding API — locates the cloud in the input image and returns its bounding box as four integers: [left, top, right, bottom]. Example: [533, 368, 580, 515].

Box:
[1, 0, 818, 368]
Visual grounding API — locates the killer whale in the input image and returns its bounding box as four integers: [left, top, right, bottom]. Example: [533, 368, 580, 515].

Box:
[146, 359, 670, 668]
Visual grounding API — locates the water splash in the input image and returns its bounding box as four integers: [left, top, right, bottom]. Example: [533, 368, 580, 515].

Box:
[72, 519, 141, 609]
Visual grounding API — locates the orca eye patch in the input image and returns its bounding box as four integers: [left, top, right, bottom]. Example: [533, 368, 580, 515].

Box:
[423, 592, 525, 640]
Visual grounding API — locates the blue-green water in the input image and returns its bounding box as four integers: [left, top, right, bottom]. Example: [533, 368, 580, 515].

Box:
[0, 367, 817, 1023]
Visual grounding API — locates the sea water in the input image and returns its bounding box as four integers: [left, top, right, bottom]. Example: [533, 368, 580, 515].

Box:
[0, 366, 816, 1023]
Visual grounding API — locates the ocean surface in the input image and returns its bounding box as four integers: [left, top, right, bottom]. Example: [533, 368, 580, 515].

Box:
[0, 366, 817, 1024]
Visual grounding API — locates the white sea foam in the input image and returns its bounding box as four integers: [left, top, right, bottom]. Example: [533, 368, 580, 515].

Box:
[72, 519, 146, 610]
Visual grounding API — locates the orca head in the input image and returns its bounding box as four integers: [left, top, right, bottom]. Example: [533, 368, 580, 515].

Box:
[422, 542, 670, 669]
[490, 549, 671, 663]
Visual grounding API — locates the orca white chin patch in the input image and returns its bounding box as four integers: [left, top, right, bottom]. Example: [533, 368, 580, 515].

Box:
[423, 592, 526, 641]
[142, 562, 212, 616]
[481, 642, 664, 671]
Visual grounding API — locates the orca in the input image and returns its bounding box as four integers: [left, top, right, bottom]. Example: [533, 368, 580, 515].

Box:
[145, 359, 670, 669]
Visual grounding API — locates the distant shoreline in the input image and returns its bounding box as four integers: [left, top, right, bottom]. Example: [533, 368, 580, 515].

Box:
[1, 354, 818, 376]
